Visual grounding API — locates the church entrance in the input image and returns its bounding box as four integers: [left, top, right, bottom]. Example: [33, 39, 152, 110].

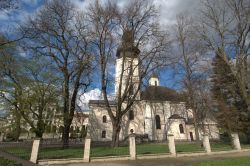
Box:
[190, 132, 194, 141]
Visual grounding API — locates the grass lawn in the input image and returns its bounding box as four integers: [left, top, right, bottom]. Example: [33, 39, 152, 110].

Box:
[210, 142, 232, 151]
[0, 157, 22, 166]
[210, 142, 250, 151]
[189, 156, 250, 166]
[39, 147, 83, 159]
[176, 143, 204, 153]
[136, 144, 169, 155]
[91, 146, 129, 157]
[241, 143, 250, 149]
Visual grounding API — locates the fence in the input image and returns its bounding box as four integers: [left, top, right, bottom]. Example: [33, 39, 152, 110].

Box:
[0, 141, 33, 160]
[38, 139, 84, 160]
[90, 142, 129, 158]
[1, 132, 250, 164]
[136, 143, 169, 156]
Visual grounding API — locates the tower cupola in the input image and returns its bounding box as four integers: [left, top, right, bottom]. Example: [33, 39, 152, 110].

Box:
[149, 73, 159, 86]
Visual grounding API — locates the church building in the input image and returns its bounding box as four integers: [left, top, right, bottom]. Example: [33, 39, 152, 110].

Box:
[88, 31, 219, 142]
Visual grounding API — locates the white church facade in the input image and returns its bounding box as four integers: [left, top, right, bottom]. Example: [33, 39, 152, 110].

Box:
[88, 31, 219, 142]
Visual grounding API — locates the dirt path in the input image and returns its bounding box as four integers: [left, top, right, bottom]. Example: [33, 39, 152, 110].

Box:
[51, 151, 250, 166]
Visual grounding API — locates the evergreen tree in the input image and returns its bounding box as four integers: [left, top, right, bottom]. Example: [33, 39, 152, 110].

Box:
[211, 52, 242, 133]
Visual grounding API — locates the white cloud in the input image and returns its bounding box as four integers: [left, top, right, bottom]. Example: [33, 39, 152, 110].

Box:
[156, 0, 201, 26]
[80, 88, 103, 102]
[77, 87, 116, 111]
[78, 88, 102, 111]
[22, 0, 39, 6]
[1, 0, 201, 33]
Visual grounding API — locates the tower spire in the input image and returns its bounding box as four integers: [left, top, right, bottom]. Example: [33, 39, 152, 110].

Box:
[116, 29, 140, 58]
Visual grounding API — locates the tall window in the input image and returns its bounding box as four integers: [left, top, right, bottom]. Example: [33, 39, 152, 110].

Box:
[129, 110, 134, 120]
[101, 131, 106, 138]
[179, 124, 184, 133]
[129, 84, 134, 95]
[155, 80, 157, 86]
[155, 115, 161, 129]
[102, 115, 107, 123]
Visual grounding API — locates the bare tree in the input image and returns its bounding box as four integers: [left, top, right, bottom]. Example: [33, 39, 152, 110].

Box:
[172, 13, 212, 141]
[88, 0, 171, 147]
[0, 0, 18, 10]
[21, 0, 93, 146]
[199, 0, 250, 134]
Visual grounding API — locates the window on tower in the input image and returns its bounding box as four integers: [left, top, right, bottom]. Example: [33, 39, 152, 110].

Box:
[155, 80, 157, 86]
[129, 110, 134, 120]
[129, 84, 133, 95]
[102, 115, 107, 123]
[155, 115, 161, 129]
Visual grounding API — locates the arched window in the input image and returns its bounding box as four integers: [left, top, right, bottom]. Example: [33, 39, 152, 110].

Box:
[103, 115, 107, 123]
[155, 115, 161, 129]
[101, 131, 106, 138]
[155, 80, 157, 86]
[129, 110, 134, 120]
[179, 124, 184, 133]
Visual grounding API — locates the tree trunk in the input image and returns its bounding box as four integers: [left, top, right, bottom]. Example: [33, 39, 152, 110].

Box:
[36, 118, 44, 138]
[194, 124, 200, 142]
[35, 130, 43, 138]
[13, 110, 21, 141]
[193, 113, 200, 142]
[111, 122, 121, 147]
[62, 121, 71, 148]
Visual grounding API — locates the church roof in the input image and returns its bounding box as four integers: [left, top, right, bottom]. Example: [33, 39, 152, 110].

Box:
[168, 114, 185, 119]
[89, 100, 117, 106]
[141, 86, 184, 102]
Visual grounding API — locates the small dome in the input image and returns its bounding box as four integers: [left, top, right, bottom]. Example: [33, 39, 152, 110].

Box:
[151, 73, 159, 78]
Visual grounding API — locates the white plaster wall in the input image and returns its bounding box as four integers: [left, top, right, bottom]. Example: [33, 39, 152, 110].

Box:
[198, 124, 220, 140]
[89, 102, 145, 141]
[144, 101, 172, 141]
[168, 119, 188, 140]
[207, 125, 220, 140]
[144, 104, 153, 140]
[89, 100, 220, 142]
[120, 101, 145, 140]
[88, 106, 114, 141]
[186, 125, 197, 141]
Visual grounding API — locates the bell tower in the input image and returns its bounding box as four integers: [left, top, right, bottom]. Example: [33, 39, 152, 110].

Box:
[115, 30, 140, 100]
